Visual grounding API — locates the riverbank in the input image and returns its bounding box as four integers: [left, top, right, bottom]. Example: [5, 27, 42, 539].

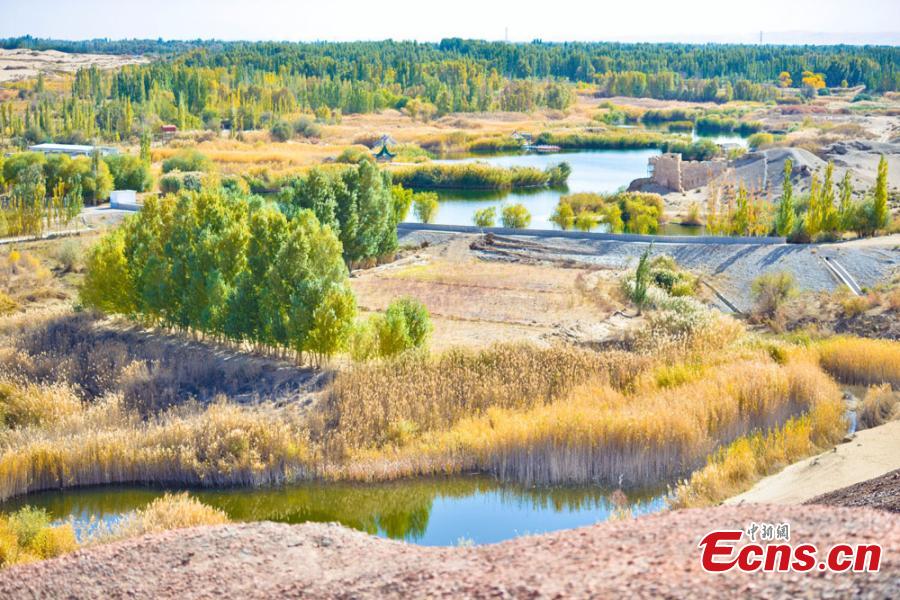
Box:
[726, 419, 900, 506]
[1, 504, 896, 598]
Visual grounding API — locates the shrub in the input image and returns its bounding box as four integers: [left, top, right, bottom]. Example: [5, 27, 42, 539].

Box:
[161, 149, 212, 174]
[545, 162, 572, 187]
[336, 146, 374, 164]
[857, 384, 898, 430]
[550, 202, 575, 230]
[751, 272, 797, 320]
[53, 239, 83, 273]
[413, 192, 439, 224]
[159, 171, 204, 194]
[472, 207, 496, 228]
[501, 203, 531, 229]
[684, 202, 703, 226]
[28, 525, 77, 560]
[0, 507, 77, 566]
[373, 297, 432, 357]
[0, 292, 17, 316]
[270, 119, 293, 142]
[114, 493, 229, 538]
[748, 132, 775, 150]
[293, 116, 322, 138]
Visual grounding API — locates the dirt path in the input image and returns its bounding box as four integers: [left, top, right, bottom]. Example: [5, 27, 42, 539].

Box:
[727, 420, 900, 506]
[1, 505, 897, 599]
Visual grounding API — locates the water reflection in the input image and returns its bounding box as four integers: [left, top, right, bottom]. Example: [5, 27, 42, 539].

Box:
[1, 476, 669, 546]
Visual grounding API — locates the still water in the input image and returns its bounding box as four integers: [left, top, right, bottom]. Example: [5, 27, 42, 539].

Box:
[421, 149, 660, 230]
[1, 476, 669, 546]
[409, 129, 746, 233]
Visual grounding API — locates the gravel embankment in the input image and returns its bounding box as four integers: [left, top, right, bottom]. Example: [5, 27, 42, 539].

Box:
[1, 505, 896, 599]
[400, 229, 899, 312]
[808, 468, 900, 513]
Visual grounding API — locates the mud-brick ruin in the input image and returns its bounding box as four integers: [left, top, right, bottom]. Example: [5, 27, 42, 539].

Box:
[649, 153, 730, 192]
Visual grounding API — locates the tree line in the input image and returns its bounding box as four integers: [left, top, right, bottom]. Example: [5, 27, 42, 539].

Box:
[5, 37, 896, 91]
[80, 174, 429, 364]
[706, 156, 891, 240]
[2, 38, 897, 144]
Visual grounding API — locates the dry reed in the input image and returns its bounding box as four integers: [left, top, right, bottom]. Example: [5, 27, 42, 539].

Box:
[817, 336, 900, 387]
[334, 356, 843, 487]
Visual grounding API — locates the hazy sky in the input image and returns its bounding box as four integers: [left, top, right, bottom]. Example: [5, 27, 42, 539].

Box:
[1, 0, 898, 44]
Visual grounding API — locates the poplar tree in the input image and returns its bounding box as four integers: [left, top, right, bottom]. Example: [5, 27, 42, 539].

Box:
[873, 155, 889, 231]
[775, 159, 795, 236]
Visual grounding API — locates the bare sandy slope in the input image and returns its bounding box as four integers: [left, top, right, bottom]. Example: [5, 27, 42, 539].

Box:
[727, 420, 900, 506]
[0, 48, 147, 83]
[1, 505, 897, 599]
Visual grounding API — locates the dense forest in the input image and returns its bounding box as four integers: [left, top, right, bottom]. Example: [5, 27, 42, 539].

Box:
[0, 38, 897, 144]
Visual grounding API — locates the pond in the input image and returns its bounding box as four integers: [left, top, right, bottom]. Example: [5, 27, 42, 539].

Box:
[0, 476, 669, 546]
[419, 149, 661, 231]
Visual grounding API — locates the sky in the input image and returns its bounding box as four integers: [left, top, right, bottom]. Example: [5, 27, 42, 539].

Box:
[1, 0, 898, 44]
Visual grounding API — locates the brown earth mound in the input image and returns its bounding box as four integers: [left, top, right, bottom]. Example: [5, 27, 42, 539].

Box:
[807, 468, 900, 513]
[1, 504, 896, 599]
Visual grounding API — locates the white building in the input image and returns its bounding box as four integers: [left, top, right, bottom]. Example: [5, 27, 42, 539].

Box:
[27, 143, 119, 157]
[110, 190, 140, 211]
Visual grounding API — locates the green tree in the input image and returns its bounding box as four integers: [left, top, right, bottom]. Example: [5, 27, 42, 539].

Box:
[80, 227, 136, 314]
[821, 162, 838, 234]
[473, 206, 497, 228]
[550, 203, 575, 230]
[413, 192, 439, 224]
[775, 159, 796, 236]
[838, 170, 854, 231]
[305, 286, 357, 363]
[631, 244, 652, 314]
[873, 155, 889, 232]
[105, 154, 153, 191]
[139, 131, 152, 166]
[501, 203, 531, 228]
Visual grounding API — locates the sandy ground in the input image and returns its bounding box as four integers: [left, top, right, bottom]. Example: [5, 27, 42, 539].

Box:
[727, 420, 900, 506]
[1, 504, 896, 599]
[0, 48, 147, 83]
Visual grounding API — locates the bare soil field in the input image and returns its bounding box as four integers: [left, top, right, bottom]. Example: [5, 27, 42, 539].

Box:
[352, 236, 631, 350]
[1, 504, 896, 599]
[0, 49, 148, 83]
